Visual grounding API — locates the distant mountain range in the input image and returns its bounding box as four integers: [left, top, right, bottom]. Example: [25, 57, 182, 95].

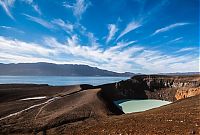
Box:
[0, 63, 135, 76]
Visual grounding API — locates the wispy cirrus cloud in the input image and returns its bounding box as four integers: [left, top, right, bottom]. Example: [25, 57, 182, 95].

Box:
[117, 20, 142, 40]
[51, 19, 74, 33]
[106, 40, 136, 52]
[106, 24, 118, 43]
[23, 14, 54, 29]
[73, 23, 99, 46]
[21, 0, 33, 4]
[0, 25, 24, 33]
[64, 0, 91, 20]
[176, 47, 196, 53]
[32, 4, 42, 15]
[23, 15, 75, 34]
[22, 14, 96, 46]
[0, 0, 15, 20]
[167, 37, 183, 44]
[152, 22, 190, 36]
[0, 0, 42, 20]
[115, 0, 167, 41]
[21, 0, 42, 15]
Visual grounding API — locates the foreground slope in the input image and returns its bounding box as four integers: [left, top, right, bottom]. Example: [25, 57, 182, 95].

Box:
[0, 75, 199, 135]
[0, 84, 113, 134]
[49, 95, 200, 135]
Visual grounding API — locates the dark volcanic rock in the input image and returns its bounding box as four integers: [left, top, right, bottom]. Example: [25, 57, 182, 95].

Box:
[97, 75, 200, 102]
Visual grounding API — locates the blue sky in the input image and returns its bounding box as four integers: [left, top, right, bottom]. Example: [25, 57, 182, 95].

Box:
[0, 0, 199, 73]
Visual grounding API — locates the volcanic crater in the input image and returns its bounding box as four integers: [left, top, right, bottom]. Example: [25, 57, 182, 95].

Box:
[0, 75, 199, 135]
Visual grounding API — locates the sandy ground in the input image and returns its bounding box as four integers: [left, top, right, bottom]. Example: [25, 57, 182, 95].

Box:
[0, 78, 199, 135]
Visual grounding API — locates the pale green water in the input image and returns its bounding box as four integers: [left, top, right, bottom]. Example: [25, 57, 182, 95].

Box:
[114, 99, 171, 113]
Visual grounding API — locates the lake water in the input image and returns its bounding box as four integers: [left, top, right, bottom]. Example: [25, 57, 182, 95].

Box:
[0, 76, 128, 86]
[114, 99, 171, 113]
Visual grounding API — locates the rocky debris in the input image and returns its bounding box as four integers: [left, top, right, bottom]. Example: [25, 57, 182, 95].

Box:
[0, 75, 199, 135]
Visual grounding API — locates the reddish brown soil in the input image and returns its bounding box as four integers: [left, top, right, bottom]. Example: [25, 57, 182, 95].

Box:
[0, 75, 199, 135]
[65, 95, 200, 135]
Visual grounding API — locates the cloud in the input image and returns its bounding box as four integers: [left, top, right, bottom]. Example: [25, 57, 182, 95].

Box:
[23, 14, 54, 29]
[21, 0, 42, 15]
[114, 0, 168, 41]
[152, 22, 190, 36]
[73, 0, 90, 18]
[44, 36, 144, 72]
[64, 0, 91, 20]
[22, 15, 96, 45]
[141, 0, 169, 21]
[106, 24, 118, 43]
[0, 35, 198, 73]
[132, 50, 199, 73]
[32, 4, 42, 15]
[21, 0, 33, 4]
[0, 35, 143, 72]
[73, 23, 99, 46]
[117, 20, 142, 40]
[0, 0, 15, 19]
[0, 0, 42, 19]
[86, 32, 98, 45]
[44, 35, 108, 63]
[176, 47, 196, 53]
[0, 25, 24, 33]
[106, 40, 137, 52]
[23, 16, 75, 33]
[0, 52, 57, 64]
[0, 36, 56, 57]
[51, 19, 73, 33]
[167, 37, 183, 43]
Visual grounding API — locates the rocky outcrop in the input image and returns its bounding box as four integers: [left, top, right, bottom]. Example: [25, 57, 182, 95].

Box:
[131, 75, 200, 89]
[99, 75, 200, 102]
[175, 87, 200, 100]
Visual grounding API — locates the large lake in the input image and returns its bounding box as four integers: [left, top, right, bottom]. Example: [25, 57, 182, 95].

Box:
[114, 99, 171, 113]
[0, 76, 129, 86]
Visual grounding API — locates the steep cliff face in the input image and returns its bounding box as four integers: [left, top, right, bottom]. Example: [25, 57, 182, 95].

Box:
[113, 75, 200, 101]
[175, 87, 200, 100]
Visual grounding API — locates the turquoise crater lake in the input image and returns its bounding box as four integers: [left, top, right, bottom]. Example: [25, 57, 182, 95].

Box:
[114, 99, 171, 114]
